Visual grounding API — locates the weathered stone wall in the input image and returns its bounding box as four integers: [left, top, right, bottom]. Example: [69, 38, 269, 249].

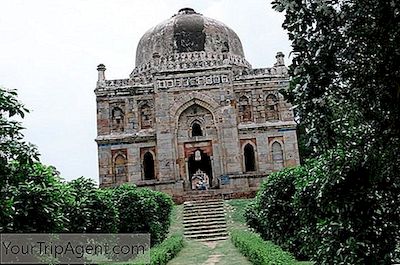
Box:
[95, 54, 299, 199]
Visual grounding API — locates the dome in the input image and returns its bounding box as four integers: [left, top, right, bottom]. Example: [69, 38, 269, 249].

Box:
[133, 8, 250, 76]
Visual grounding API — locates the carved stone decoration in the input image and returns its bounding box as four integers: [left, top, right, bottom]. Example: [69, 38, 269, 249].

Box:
[266, 94, 279, 121]
[138, 100, 154, 129]
[238, 95, 252, 122]
[110, 104, 125, 132]
[111, 149, 128, 183]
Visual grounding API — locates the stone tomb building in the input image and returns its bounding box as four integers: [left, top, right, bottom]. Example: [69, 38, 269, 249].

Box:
[95, 8, 300, 201]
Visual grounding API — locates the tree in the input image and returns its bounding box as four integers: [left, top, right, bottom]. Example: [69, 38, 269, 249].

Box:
[0, 87, 69, 232]
[254, 0, 400, 263]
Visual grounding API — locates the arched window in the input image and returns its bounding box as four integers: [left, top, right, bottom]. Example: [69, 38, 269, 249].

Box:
[272, 142, 284, 168]
[140, 103, 153, 129]
[114, 154, 127, 182]
[244, 143, 256, 172]
[192, 122, 203, 137]
[143, 152, 155, 180]
[238, 96, 252, 122]
[266, 94, 279, 121]
[112, 107, 124, 132]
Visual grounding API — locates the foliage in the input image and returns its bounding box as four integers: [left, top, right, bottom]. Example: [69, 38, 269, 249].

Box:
[248, 151, 400, 264]
[259, 0, 400, 263]
[231, 229, 296, 265]
[112, 185, 174, 246]
[245, 166, 309, 259]
[0, 87, 39, 169]
[65, 177, 118, 233]
[148, 234, 184, 265]
[1, 88, 174, 240]
[1, 87, 65, 232]
[4, 163, 71, 232]
[272, 0, 400, 155]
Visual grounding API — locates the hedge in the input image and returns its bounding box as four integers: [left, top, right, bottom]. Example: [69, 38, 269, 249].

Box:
[135, 234, 184, 265]
[230, 229, 296, 265]
[246, 149, 400, 264]
[150, 234, 184, 265]
[112, 185, 174, 246]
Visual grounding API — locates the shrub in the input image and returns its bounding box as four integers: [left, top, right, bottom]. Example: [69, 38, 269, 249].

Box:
[65, 177, 118, 233]
[231, 229, 296, 265]
[149, 234, 184, 265]
[112, 185, 174, 246]
[245, 166, 310, 260]
[247, 149, 400, 264]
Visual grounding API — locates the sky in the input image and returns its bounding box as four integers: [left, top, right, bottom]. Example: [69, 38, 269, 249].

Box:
[0, 0, 292, 182]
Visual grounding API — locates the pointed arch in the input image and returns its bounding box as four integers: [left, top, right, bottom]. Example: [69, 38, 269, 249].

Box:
[140, 102, 153, 129]
[244, 143, 256, 172]
[191, 121, 203, 137]
[111, 107, 124, 132]
[266, 94, 279, 121]
[272, 141, 284, 168]
[143, 152, 155, 180]
[238, 95, 252, 122]
[113, 154, 127, 182]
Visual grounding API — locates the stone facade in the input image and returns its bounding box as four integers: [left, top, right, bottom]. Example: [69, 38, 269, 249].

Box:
[95, 8, 300, 201]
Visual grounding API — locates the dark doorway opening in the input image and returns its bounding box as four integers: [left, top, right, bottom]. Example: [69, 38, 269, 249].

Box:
[244, 144, 256, 172]
[188, 149, 212, 187]
[143, 152, 155, 180]
[192, 122, 203, 137]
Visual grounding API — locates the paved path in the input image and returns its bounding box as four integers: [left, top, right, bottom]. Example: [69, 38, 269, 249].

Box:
[167, 238, 251, 265]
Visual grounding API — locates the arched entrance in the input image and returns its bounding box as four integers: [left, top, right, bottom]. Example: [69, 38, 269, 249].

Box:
[188, 149, 212, 189]
[143, 152, 155, 180]
[244, 143, 256, 172]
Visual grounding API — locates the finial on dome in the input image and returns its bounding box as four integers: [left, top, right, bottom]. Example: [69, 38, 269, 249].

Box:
[178, 7, 196, 15]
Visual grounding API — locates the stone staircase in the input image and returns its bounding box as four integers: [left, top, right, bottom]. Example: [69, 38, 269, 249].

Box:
[183, 199, 228, 241]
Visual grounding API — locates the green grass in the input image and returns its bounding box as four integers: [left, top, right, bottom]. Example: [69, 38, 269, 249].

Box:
[225, 198, 254, 226]
[168, 204, 184, 236]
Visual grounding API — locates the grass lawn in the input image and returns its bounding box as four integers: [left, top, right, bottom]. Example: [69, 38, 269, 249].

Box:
[168, 203, 184, 236]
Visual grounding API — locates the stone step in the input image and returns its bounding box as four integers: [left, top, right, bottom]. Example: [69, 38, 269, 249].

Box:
[196, 236, 229, 242]
[183, 216, 226, 224]
[183, 213, 226, 220]
[184, 220, 227, 228]
[184, 199, 223, 205]
[184, 204, 224, 209]
[184, 210, 225, 216]
[183, 199, 227, 242]
[183, 209, 225, 216]
[184, 223, 227, 231]
[184, 227, 227, 235]
[184, 204, 224, 210]
[185, 231, 229, 240]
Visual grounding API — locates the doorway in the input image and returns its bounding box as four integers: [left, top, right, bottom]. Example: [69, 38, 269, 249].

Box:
[188, 149, 213, 188]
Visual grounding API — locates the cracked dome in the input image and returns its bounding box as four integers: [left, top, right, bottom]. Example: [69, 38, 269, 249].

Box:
[135, 8, 246, 68]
